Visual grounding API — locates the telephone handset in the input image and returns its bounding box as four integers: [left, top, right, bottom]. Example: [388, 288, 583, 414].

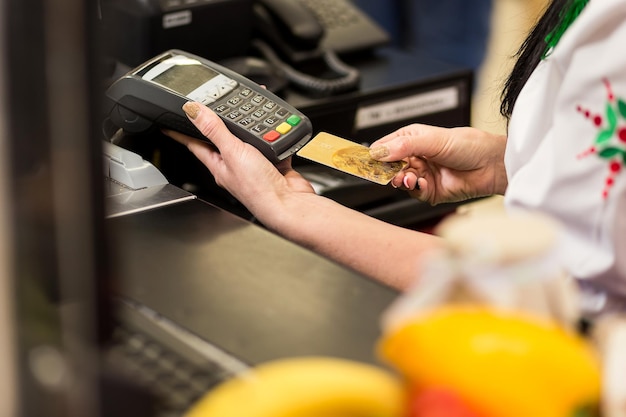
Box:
[254, 0, 324, 59]
[250, 0, 390, 95]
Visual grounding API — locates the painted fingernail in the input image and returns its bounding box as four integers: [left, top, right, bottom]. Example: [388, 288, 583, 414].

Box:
[403, 176, 410, 188]
[182, 101, 201, 120]
[369, 146, 389, 159]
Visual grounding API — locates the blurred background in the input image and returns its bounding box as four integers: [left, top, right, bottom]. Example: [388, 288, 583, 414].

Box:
[471, 0, 547, 135]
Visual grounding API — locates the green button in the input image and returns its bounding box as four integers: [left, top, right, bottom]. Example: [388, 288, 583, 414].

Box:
[286, 115, 301, 126]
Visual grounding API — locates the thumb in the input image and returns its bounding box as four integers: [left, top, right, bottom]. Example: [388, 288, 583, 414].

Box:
[182, 101, 242, 155]
[369, 124, 449, 162]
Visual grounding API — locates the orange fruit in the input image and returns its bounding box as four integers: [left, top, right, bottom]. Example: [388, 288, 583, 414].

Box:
[378, 305, 601, 417]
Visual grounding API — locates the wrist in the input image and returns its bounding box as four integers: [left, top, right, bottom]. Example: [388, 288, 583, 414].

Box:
[491, 134, 509, 195]
[249, 191, 316, 236]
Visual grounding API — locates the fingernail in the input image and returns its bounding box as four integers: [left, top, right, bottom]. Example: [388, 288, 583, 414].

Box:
[182, 101, 201, 120]
[369, 146, 389, 159]
[403, 176, 410, 188]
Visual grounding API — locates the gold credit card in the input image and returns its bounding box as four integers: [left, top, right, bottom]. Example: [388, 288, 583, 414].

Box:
[296, 132, 407, 185]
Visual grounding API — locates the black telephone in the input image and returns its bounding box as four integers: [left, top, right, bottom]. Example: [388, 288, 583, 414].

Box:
[249, 0, 390, 95]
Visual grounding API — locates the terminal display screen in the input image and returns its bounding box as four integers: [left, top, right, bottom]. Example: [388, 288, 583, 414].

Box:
[151, 64, 219, 96]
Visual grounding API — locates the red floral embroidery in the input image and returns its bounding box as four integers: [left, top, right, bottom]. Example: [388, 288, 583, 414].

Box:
[576, 78, 626, 199]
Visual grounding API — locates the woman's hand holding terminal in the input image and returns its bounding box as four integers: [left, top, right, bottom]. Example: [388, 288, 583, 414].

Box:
[163, 101, 315, 229]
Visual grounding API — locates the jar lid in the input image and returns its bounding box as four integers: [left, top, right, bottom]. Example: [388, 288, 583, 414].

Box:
[435, 210, 560, 264]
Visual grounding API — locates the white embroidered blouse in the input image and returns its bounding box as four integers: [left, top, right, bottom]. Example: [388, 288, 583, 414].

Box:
[504, 0, 626, 310]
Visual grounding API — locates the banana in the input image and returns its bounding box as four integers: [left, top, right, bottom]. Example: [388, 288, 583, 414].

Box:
[184, 356, 406, 417]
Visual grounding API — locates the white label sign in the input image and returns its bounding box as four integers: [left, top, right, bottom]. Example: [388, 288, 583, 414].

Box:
[163, 10, 192, 29]
[355, 86, 459, 129]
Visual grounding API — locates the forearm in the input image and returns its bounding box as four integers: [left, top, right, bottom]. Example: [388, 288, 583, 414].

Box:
[256, 193, 445, 291]
[167, 104, 450, 290]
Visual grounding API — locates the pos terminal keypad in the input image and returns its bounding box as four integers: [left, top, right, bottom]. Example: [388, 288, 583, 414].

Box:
[213, 87, 303, 143]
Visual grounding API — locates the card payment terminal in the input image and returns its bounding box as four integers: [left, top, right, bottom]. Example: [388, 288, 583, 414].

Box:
[105, 50, 313, 163]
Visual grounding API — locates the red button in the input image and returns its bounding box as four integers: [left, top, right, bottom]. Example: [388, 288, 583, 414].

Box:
[263, 130, 281, 142]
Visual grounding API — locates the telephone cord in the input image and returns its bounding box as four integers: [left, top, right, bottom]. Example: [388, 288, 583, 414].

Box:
[252, 39, 360, 94]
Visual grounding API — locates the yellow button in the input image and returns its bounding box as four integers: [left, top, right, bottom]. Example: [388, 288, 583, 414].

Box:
[276, 122, 292, 134]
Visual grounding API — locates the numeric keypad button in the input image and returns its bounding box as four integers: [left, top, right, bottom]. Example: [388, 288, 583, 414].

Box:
[264, 116, 279, 126]
[239, 117, 254, 127]
[239, 88, 253, 98]
[251, 109, 267, 120]
[227, 96, 243, 106]
[251, 95, 266, 105]
[213, 104, 229, 113]
[239, 103, 254, 114]
[225, 111, 243, 121]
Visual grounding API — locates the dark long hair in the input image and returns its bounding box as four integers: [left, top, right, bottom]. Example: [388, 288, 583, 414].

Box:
[500, 0, 574, 120]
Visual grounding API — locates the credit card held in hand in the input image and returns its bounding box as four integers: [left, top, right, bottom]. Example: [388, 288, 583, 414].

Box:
[296, 132, 407, 185]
